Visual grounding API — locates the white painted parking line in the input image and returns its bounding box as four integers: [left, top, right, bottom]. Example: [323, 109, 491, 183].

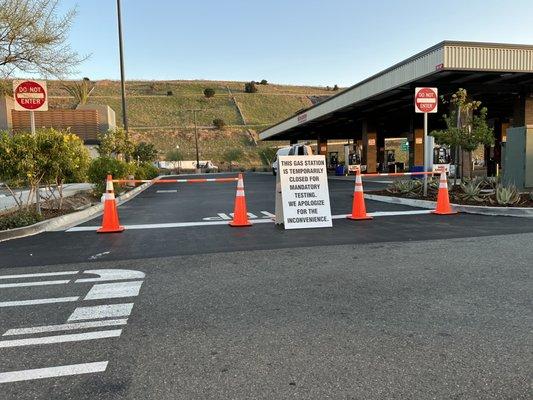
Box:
[3, 319, 128, 336]
[0, 297, 79, 308]
[0, 279, 70, 288]
[68, 303, 134, 321]
[368, 210, 432, 217]
[75, 269, 145, 283]
[68, 210, 433, 231]
[0, 361, 109, 383]
[0, 329, 122, 348]
[0, 271, 78, 280]
[84, 281, 143, 300]
[68, 219, 273, 232]
[156, 190, 178, 193]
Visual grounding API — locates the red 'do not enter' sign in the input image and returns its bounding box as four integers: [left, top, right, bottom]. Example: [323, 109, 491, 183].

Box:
[414, 87, 438, 113]
[13, 80, 48, 111]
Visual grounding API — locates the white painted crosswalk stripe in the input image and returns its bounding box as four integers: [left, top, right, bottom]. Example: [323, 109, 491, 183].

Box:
[0, 361, 109, 383]
[0, 271, 78, 280]
[3, 319, 128, 336]
[0, 329, 122, 348]
[0, 268, 146, 383]
[84, 281, 143, 300]
[0, 279, 70, 288]
[75, 269, 145, 283]
[68, 303, 134, 321]
[0, 297, 79, 308]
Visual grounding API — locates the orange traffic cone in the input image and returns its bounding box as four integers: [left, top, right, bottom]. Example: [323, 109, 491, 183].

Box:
[97, 175, 125, 233]
[229, 173, 252, 227]
[432, 169, 456, 215]
[347, 168, 372, 220]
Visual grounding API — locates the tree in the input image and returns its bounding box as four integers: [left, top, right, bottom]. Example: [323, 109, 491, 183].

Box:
[203, 88, 215, 98]
[0, 128, 90, 213]
[333, 84, 339, 91]
[133, 142, 158, 163]
[257, 147, 277, 166]
[0, 0, 84, 77]
[260, 79, 268, 85]
[431, 88, 494, 179]
[62, 78, 94, 107]
[97, 127, 134, 160]
[244, 81, 257, 93]
[213, 118, 226, 130]
[223, 148, 244, 171]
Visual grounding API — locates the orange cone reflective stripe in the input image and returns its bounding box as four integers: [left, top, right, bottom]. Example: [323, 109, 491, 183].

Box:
[97, 175, 125, 233]
[432, 169, 456, 215]
[347, 168, 372, 220]
[229, 173, 252, 227]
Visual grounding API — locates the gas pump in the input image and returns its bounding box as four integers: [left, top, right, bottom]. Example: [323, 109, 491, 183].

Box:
[344, 143, 364, 174]
[386, 150, 396, 172]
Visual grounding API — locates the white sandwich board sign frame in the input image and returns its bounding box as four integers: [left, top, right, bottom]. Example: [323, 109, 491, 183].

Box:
[275, 155, 332, 229]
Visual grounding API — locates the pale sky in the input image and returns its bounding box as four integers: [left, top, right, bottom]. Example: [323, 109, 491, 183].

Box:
[57, 0, 533, 86]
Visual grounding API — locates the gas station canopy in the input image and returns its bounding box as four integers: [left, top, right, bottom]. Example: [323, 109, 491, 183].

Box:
[259, 41, 533, 141]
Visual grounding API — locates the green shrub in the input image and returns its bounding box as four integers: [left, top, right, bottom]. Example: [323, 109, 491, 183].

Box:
[213, 118, 226, 130]
[0, 209, 43, 230]
[167, 90, 173, 96]
[244, 81, 257, 93]
[203, 88, 215, 98]
[260, 79, 268, 85]
[132, 142, 158, 162]
[88, 157, 128, 195]
[333, 84, 339, 91]
[135, 163, 158, 180]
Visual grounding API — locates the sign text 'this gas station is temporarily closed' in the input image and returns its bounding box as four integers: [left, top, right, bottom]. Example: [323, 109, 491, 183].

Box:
[278, 155, 332, 229]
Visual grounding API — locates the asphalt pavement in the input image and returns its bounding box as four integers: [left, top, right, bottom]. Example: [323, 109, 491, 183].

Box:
[0, 172, 532, 399]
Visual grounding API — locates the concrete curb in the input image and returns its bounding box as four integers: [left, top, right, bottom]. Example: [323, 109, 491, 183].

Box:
[0, 179, 156, 242]
[365, 194, 533, 218]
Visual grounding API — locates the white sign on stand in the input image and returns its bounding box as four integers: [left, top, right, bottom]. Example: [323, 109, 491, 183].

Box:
[275, 155, 332, 229]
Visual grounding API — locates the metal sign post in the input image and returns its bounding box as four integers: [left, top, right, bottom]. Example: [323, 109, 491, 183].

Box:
[423, 112, 429, 196]
[415, 87, 438, 197]
[13, 80, 48, 213]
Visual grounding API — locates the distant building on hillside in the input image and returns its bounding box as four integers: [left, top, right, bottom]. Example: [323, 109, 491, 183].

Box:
[0, 95, 116, 154]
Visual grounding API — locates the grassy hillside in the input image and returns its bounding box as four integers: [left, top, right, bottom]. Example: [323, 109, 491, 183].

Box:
[43, 79, 338, 167]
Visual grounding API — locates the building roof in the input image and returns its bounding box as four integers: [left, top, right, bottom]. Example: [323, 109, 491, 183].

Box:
[259, 41, 533, 141]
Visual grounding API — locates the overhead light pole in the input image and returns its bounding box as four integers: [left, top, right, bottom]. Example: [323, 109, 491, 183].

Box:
[116, 0, 128, 135]
[186, 109, 202, 173]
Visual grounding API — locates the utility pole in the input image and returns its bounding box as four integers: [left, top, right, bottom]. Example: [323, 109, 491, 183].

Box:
[186, 109, 202, 173]
[116, 0, 128, 135]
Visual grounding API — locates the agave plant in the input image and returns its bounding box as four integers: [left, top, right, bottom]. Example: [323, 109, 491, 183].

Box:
[481, 176, 499, 190]
[491, 184, 522, 206]
[387, 179, 421, 196]
[459, 180, 485, 202]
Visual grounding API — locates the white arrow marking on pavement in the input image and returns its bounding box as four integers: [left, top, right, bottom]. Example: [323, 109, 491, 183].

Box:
[68, 303, 134, 321]
[84, 281, 143, 300]
[0, 329, 122, 348]
[0, 271, 78, 280]
[0, 297, 79, 308]
[3, 319, 128, 336]
[0, 361, 109, 383]
[0, 280, 70, 288]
